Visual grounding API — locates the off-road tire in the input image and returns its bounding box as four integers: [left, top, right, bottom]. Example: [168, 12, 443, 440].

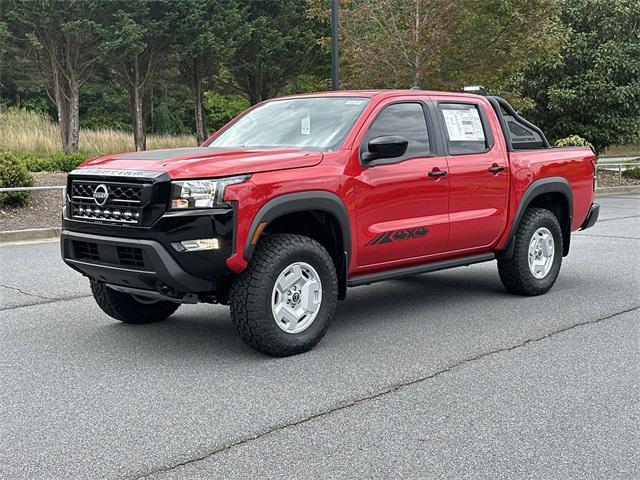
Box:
[498, 207, 563, 296]
[90, 282, 180, 324]
[229, 234, 338, 357]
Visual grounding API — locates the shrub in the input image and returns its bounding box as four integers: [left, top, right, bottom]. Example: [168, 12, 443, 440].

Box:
[0, 152, 34, 207]
[623, 167, 640, 180]
[20, 152, 88, 173]
[555, 135, 594, 151]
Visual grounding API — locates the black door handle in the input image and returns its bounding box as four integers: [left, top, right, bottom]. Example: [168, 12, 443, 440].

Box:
[428, 170, 448, 178]
[488, 164, 505, 173]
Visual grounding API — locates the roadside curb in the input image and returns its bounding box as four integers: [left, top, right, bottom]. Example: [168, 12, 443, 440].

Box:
[596, 185, 640, 196]
[0, 227, 61, 245]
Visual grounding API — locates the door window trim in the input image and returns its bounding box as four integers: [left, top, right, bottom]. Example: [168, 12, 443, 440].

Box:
[359, 100, 435, 167]
[436, 101, 495, 156]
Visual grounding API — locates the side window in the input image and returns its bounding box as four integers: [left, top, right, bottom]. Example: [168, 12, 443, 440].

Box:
[363, 103, 429, 162]
[439, 103, 488, 155]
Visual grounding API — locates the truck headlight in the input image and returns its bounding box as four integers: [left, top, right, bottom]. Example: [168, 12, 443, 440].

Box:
[170, 175, 249, 209]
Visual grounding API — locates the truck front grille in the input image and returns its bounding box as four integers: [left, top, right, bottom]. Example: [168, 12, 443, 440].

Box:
[71, 183, 143, 203]
[69, 180, 147, 225]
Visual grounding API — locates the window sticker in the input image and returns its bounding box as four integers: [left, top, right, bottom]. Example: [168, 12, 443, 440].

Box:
[344, 99, 365, 105]
[442, 107, 485, 141]
[301, 113, 310, 135]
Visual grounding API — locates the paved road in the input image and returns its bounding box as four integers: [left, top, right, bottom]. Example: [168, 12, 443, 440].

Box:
[1, 195, 638, 479]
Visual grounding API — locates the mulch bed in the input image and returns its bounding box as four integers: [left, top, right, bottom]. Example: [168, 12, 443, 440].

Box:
[597, 169, 640, 187]
[0, 172, 67, 231]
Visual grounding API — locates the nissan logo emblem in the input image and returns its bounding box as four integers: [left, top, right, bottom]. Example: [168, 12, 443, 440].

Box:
[93, 184, 109, 206]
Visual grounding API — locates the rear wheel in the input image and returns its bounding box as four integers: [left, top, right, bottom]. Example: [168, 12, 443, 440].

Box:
[90, 282, 180, 324]
[229, 234, 338, 357]
[498, 207, 563, 296]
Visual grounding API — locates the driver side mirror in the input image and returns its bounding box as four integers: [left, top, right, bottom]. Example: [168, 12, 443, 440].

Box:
[362, 135, 409, 162]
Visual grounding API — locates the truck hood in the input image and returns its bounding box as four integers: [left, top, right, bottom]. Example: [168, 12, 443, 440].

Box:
[79, 147, 323, 178]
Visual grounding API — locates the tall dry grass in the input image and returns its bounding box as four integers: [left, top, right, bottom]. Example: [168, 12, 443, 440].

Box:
[0, 108, 197, 156]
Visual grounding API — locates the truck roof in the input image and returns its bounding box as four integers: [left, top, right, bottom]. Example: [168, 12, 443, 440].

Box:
[275, 89, 484, 102]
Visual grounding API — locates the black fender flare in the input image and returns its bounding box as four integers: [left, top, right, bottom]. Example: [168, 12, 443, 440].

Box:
[243, 191, 351, 298]
[498, 177, 573, 259]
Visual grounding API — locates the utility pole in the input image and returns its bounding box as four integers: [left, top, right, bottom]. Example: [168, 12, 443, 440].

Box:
[331, 0, 339, 90]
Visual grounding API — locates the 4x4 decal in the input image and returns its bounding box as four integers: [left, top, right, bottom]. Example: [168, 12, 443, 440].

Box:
[366, 226, 429, 246]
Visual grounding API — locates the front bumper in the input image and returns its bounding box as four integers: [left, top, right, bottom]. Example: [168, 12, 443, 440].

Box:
[61, 207, 236, 301]
[580, 203, 600, 230]
[61, 230, 215, 298]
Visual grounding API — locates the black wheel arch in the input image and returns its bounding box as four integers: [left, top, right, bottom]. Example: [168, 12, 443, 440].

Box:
[498, 177, 573, 260]
[243, 191, 351, 299]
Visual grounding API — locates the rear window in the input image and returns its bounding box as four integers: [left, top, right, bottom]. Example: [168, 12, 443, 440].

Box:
[439, 103, 488, 155]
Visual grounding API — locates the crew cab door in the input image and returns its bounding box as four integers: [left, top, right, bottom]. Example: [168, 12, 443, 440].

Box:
[353, 100, 449, 268]
[435, 99, 509, 251]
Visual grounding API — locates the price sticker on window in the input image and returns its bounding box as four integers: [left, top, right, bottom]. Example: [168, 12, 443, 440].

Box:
[442, 107, 485, 141]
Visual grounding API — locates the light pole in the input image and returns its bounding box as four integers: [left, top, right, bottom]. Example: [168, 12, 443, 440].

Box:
[331, 0, 339, 90]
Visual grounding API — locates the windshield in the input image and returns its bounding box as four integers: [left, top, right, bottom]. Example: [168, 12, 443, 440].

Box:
[207, 97, 370, 151]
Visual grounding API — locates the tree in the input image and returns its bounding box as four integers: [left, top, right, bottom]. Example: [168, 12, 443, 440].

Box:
[223, 0, 328, 105]
[311, 0, 454, 88]
[311, 0, 562, 91]
[0, 1, 8, 95]
[517, 0, 640, 153]
[102, 0, 173, 150]
[173, 0, 242, 144]
[6, 0, 104, 153]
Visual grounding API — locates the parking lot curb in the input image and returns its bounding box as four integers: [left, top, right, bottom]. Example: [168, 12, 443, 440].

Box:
[596, 185, 640, 195]
[0, 227, 61, 245]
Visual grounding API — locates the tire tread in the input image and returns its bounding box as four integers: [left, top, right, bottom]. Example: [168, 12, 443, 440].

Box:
[229, 234, 337, 356]
[498, 207, 563, 296]
[91, 282, 179, 324]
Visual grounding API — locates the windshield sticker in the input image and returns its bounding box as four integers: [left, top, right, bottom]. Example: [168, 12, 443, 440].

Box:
[442, 107, 485, 141]
[301, 114, 311, 135]
[344, 100, 365, 105]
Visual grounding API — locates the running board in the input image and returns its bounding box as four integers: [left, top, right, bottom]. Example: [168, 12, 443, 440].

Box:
[347, 253, 496, 287]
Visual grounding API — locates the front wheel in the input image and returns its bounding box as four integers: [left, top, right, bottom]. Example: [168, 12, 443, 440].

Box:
[90, 282, 180, 324]
[229, 234, 338, 357]
[498, 207, 563, 296]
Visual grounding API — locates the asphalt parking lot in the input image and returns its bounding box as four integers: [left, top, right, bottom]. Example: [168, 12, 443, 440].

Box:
[1, 194, 639, 479]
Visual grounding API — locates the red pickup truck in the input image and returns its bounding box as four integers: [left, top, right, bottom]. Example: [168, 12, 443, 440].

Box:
[61, 90, 599, 356]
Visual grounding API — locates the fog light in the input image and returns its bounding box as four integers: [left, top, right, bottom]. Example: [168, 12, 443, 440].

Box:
[171, 198, 191, 209]
[172, 238, 221, 252]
